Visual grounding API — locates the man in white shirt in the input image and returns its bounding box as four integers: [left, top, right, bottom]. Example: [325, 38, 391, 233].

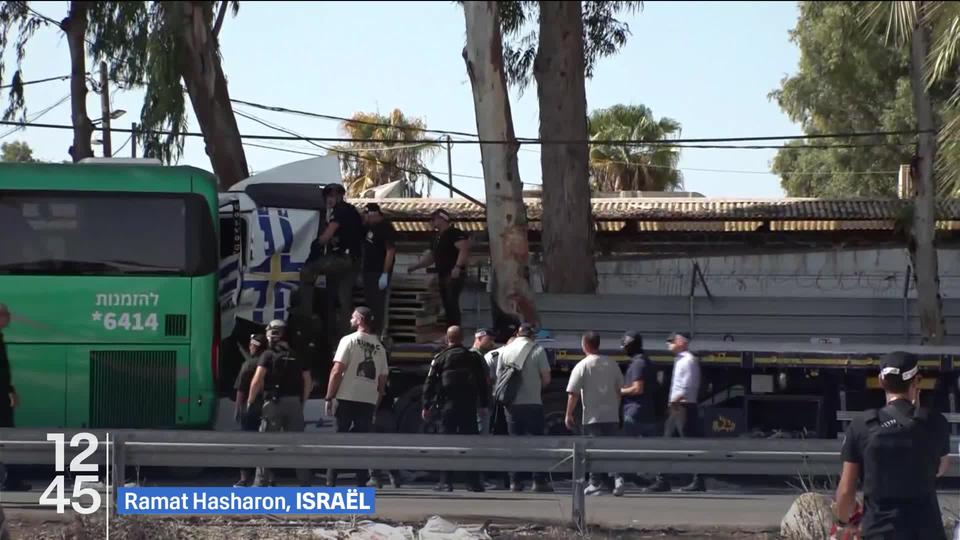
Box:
[644, 332, 705, 493]
[495, 324, 554, 493]
[565, 331, 626, 497]
[323, 307, 389, 487]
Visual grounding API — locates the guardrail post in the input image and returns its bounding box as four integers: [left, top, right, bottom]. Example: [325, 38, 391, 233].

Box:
[571, 440, 586, 530]
[112, 433, 126, 491]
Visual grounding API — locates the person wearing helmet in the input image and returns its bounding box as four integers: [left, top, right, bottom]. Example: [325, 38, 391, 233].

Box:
[300, 183, 364, 339]
[247, 320, 313, 486]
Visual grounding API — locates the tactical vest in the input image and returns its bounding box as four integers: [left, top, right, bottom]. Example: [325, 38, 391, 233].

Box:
[264, 344, 301, 400]
[861, 403, 937, 500]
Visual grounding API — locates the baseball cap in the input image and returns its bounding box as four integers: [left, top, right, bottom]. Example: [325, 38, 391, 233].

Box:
[475, 328, 494, 339]
[516, 323, 535, 338]
[249, 333, 266, 348]
[430, 208, 451, 221]
[880, 351, 919, 381]
[365, 202, 382, 214]
[666, 332, 691, 344]
[323, 184, 346, 196]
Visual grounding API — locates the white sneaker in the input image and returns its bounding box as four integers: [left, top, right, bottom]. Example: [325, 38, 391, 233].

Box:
[584, 483, 605, 496]
[613, 477, 625, 497]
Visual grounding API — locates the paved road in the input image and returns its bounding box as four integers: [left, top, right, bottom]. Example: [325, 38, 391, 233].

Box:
[3, 482, 959, 531]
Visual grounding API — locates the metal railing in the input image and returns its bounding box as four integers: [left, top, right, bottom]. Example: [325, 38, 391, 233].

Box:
[2, 429, 957, 528]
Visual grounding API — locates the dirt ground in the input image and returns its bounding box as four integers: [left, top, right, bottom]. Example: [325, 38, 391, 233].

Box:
[5, 515, 780, 539]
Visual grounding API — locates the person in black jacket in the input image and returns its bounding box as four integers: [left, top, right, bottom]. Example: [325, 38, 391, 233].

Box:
[422, 325, 489, 492]
[233, 333, 267, 487]
[834, 351, 951, 539]
[0, 304, 29, 492]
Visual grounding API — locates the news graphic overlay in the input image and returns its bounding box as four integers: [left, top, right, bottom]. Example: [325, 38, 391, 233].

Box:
[117, 487, 376, 515]
[39, 433, 103, 515]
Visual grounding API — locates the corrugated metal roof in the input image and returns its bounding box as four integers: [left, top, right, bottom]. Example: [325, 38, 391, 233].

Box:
[351, 197, 960, 222]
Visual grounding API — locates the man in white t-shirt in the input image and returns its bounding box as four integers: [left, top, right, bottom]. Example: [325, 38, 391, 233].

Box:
[565, 331, 626, 497]
[324, 307, 388, 487]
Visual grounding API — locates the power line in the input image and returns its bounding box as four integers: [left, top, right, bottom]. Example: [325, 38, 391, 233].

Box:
[0, 118, 929, 150]
[114, 133, 133, 155]
[0, 94, 70, 140]
[0, 73, 76, 90]
[229, 96, 932, 145]
[231, 98, 482, 139]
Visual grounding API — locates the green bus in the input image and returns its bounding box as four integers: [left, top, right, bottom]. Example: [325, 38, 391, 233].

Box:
[0, 161, 219, 429]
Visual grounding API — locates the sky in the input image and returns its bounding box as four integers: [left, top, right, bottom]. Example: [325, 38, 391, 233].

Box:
[1, 1, 802, 199]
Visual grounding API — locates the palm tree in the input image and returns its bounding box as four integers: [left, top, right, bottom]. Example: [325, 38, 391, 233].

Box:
[863, 0, 949, 343]
[336, 109, 440, 197]
[588, 104, 683, 192]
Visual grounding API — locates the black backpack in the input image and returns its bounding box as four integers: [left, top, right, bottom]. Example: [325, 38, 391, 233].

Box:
[265, 344, 298, 399]
[493, 341, 537, 406]
[862, 404, 937, 500]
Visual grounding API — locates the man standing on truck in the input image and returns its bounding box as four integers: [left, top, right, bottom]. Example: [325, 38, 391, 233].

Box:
[565, 331, 626, 497]
[834, 351, 951, 539]
[422, 326, 488, 492]
[644, 332, 704, 493]
[247, 320, 313, 487]
[0, 304, 29, 492]
[407, 209, 470, 327]
[495, 323, 554, 493]
[361, 203, 396, 341]
[324, 307, 389, 488]
[300, 184, 364, 339]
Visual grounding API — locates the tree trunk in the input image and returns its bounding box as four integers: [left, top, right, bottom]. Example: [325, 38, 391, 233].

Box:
[461, 1, 538, 326]
[534, 1, 597, 294]
[908, 5, 946, 344]
[164, 1, 249, 189]
[62, 1, 93, 163]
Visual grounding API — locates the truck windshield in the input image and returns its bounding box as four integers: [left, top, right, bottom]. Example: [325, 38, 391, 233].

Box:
[0, 191, 216, 276]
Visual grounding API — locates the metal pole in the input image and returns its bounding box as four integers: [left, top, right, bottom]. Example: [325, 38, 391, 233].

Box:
[99, 61, 112, 157]
[131, 122, 138, 158]
[446, 135, 454, 198]
[571, 441, 586, 530]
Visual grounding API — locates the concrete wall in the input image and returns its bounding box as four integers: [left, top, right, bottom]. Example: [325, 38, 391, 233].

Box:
[524, 248, 960, 299]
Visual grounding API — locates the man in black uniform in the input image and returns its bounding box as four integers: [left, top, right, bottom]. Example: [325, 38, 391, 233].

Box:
[361, 203, 397, 341]
[422, 325, 489, 492]
[300, 184, 364, 339]
[234, 333, 267, 487]
[407, 209, 470, 327]
[835, 351, 951, 539]
[247, 320, 313, 487]
[0, 304, 29, 492]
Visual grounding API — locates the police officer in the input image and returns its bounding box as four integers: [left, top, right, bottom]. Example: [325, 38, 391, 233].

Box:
[300, 184, 364, 339]
[247, 320, 313, 487]
[234, 333, 267, 487]
[422, 325, 489, 492]
[835, 351, 951, 539]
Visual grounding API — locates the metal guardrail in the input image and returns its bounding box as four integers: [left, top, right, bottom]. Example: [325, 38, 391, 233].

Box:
[2, 429, 957, 528]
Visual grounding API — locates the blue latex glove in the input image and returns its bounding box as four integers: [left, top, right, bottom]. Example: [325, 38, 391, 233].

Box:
[378, 273, 389, 290]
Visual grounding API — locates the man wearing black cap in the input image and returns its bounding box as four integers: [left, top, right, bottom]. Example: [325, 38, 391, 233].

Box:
[361, 203, 397, 340]
[300, 183, 364, 338]
[644, 332, 704, 493]
[407, 208, 470, 327]
[493, 323, 554, 492]
[834, 351, 950, 539]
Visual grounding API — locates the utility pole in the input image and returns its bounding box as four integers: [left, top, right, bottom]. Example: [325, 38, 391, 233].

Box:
[445, 135, 454, 198]
[131, 122, 138, 158]
[99, 61, 112, 157]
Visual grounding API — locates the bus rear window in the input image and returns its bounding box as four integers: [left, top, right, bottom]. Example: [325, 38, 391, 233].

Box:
[0, 191, 216, 276]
